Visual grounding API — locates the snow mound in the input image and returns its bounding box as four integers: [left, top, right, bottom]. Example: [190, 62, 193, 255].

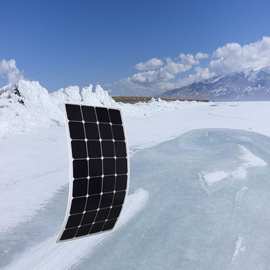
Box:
[0, 80, 117, 138]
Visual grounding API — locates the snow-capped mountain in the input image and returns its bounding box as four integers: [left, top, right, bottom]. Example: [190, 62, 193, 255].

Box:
[163, 67, 270, 101]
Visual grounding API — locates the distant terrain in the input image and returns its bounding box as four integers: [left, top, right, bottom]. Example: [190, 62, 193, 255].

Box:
[3, 66, 270, 103]
[163, 67, 270, 101]
[112, 96, 209, 103]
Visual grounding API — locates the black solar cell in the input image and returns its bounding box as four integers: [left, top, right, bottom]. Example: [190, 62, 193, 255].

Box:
[81, 211, 97, 225]
[112, 125, 125, 140]
[81, 106, 96, 122]
[102, 219, 116, 231]
[73, 160, 88, 178]
[88, 177, 102, 195]
[69, 122, 85, 139]
[96, 107, 110, 122]
[87, 141, 101, 158]
[85, 123, 100, 139]
[108, 206, 122, 219]
[99, 123, 113, 139]
[115, 175, 127, 191]
[101, 141, 115, 157]
[116, 158, 128, 174]
[115, 141, 127, 157]
[66, 104, 82, 121]
[73, 179, 88, 197]
[70, 197, 87, 214]
[66, 214, 82, 228]
[102, 176, 115, 192]
[89, 159, 102, 176]
[109, 109, 122, 124]
[71, 141, 87, 159]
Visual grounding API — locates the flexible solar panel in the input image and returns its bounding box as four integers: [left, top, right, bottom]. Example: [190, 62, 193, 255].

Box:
[57, 104, 129, 241]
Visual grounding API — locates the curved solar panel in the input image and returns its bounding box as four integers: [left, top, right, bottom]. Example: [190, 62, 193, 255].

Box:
[58, 104, 129, 241]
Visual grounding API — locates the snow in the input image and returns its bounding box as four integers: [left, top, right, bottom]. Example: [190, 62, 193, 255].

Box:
[200, 145, 267, 186]
[1, 79, 270, 269]
[3, 189, 149, 270]
[200, 171, 229, 186]
[0, 127, 68, 232]
[239, 145, 267, 167]
[232, 236, 246, 262]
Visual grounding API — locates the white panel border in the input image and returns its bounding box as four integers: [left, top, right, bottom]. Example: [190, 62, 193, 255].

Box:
[56, 103, 130, 242]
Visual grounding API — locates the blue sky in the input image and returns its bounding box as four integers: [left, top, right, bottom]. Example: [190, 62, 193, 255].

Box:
[1, 0, 270, 93]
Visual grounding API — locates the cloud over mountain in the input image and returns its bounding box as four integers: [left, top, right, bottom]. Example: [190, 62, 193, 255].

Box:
[112, 36, 270, 95]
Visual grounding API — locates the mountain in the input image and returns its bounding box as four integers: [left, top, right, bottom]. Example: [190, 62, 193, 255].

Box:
[163, 67, 270, 101]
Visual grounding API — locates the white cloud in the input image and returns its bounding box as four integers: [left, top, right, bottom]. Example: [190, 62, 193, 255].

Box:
[151, 67, 214, 91]
[210, 36, 270, 74]
[0, 59, 23, 85]
[135, 58, 163, 71]
[178, 53, 199, 66]
[195, 52, 208, 60]
[129, 53, 204, 88]
[178, 67, 214, 87]
[130, 70, 160, 84]
[164, 58, 191, 74]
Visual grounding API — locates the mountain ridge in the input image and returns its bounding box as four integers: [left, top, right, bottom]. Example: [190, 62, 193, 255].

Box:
[163, 67, 270, 101]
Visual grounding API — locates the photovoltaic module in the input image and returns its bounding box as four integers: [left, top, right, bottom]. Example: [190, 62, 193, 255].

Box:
[58, 104, 128, 241]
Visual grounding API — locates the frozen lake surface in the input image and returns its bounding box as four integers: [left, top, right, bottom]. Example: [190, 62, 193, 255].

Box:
[2, 129, 270, 270]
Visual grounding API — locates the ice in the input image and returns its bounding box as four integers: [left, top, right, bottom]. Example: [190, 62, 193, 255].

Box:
[1, 129, 270, 270]
[201, 145, 267, 186]
[74, 129, 270, 270]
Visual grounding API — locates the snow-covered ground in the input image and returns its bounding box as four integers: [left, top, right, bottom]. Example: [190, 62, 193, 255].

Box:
[1, 80, 270, 269]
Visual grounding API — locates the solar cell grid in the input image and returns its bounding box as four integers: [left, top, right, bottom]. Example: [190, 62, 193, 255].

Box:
[58, 104, 128, 241]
